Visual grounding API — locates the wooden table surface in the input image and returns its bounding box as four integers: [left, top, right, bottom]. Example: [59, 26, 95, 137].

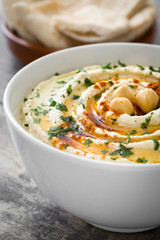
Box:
[1, 1, 160, 239]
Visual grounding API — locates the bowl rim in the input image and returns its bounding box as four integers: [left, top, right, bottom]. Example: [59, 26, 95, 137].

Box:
[3, 42, 160, 168]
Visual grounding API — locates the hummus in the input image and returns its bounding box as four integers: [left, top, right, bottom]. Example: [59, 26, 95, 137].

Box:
[20, 62, 160, 164]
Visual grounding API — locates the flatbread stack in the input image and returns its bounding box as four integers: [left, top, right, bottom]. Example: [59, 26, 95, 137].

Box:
[1, 0, 156, 48]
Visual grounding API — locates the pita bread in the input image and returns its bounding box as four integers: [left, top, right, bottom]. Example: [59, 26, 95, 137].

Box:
[1, 0, 156, 48]
[110, 1, 156, 42]
[13, 1, 81, 48]
[1, 0, 37, 42]
[56, 0, 156, 43]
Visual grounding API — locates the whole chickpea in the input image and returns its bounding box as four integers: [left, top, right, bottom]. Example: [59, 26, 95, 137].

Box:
[112, 84, 135, 103]
[135, 88, 159, 113]
[110, 97, 134, 115]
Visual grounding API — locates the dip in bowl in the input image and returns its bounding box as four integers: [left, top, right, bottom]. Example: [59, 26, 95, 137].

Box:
[3, 43, 160, 233]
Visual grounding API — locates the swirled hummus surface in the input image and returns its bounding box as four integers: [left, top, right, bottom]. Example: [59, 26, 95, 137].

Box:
[20, 62, 160, 164]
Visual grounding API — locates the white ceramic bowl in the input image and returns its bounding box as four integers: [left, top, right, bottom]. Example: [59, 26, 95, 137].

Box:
[3, 43, 160, 233]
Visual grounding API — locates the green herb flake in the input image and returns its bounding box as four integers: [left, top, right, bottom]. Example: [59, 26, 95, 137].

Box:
[77, 80, 81, 84]
[108, 80, 114, 85]
[109, 143, 133, 157]
[152, 138, 159, 151]
[112, 118, 117, 125]
[73, 95, 80, 100]
[101, 149, 108, 155]
[104, 140, 111, 145]
[129, 85, 134, 88]
[49, 100, 56, 107]
[56, 80, 66, 84]
[85, 78, 94, 87]
[141, 131, 150, 135]
[141, 113, 153, 129]
[55, 72, 60, 76]
[56, 103, 68, 111]
[118, 60, 126, 67]
[61, 94, 65, 98]
[94, 94, 101, 100]
[77, 68, 86, 73]
[33, 118, 41, 124]
[127, 130, 137, 135]
[127, 136, 131, 143]
[113, 86, 118, 90]
[67, 84, 72, 95]
[101, 63, 112, 69]
[25, 112, 28, 116]
[64, 143, 69, 149]
[115, 73, 119, 78]
[137, 64, 145, 70]
[136, 158, 148, 163]
[83, 138, 93, 147]
[35, 93, 40, 98]
[60, 115, 75, 125]
[149, 66, 160, 73]
[47, 126, 71, 139]
[131, 112, 136, 116]
[111, 157, 116, 160]
[24, 123, 29, 127]
[24, 97, 28, 102]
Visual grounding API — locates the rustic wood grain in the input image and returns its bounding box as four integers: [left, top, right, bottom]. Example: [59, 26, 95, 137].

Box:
[1, 1, 160, 239]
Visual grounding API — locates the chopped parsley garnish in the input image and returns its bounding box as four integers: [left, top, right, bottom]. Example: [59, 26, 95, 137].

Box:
[60, 115, 80, 134]
[33, 106, 49, 115]
[114, 65, 118, 69]
[101, 149, 108, 155]
[127, 136, 130, 143]
[49, 100, 68, 111]
[141, 131, 150, 135]
[101, 63, 112, 69]
[112, 118, 117, 125]
[56, 103, 68, 111]
[55, 72, 60, 76]
[77, 80, 81, 84]
[127, 130, 137, 135]
[141, 113, 153, 129]
[108, 80, 114, 85]
[111, 157, 116, 160]
[152, 138, 159, 151]
[33, 118, 41, 124]
[109, 143, 133, 157]
[77, 68, 86, 73]
[25, 112, 28, 116]
[67, 84, 72, 95]
[113, 86, 118, 90]
[118, 60, 126, 67]
[47, 126, 72, 139]
[73, 95, 80, 99]
[83, 138, 93, 147]
[24, 123, 29, 127]
[129, 85, 134, 88]
[137, 64, 145, 70]
[131, 112, 135, 116]
[94, 94, 101, 100]
[85, 78, 94, 87]
[61, 94, 65, 98]
[104, 140, 111, 145]
[136, 158, 148, 163]
[57, 80, 66, 84]
[60, 115, 75, 125]
[35, 93, 40, 98]
[64, 143, 69, 149]
[24, 97, 28, 102]
[149, 66, 160, 73]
